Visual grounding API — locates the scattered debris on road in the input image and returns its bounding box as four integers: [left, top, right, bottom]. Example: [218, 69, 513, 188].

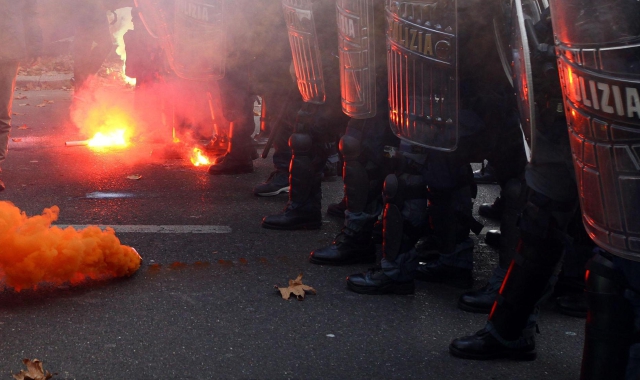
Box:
[12, 358, 54, 380]
[275, 273, 316, 301]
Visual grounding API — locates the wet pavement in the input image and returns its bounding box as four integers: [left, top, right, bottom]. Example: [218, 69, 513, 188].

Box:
[0, 89, 584, 379]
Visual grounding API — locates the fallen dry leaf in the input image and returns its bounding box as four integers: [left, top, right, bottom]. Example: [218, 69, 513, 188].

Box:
[19, 103, 30, 106]
[13, 112, 25, 116]
[12, 138, 23, 142]
[36, 103, 47, 108]
[18, 124, 28, 130]
[127, 174, 142, 180]
[13, 358, 54, 380]
[275, 273, 316, 301]
[45, 100, 54, 104]
[14, 95, 27, 100]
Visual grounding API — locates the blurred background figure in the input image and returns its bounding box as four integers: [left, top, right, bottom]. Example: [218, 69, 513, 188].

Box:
[0, 0, 42, 191]
[71, 0, 132, 90]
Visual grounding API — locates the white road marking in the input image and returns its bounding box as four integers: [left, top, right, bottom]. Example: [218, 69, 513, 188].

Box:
[54, 225, 232, 234]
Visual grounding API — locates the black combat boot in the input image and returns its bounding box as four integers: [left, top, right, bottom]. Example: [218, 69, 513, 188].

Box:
[478, 196, 504, 220]
[208, 122, 255, 175]
[262, 133, 322, 230]
[450, 238, 564, 361]
[326, 197, 346, 218]
[347, 174, 417, 295]
[253, 170, 290, 197]
[415, 186, 477, 289]
[457, 278, 502, 313]
[309, 228, 376, 265]
[311, 136, 377, 265]
[458, 177, 525, 312]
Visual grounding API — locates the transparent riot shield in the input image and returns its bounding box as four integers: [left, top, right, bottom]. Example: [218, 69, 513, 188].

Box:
[282, 0, 326, 104]
[134, 0, 226, 81]
[386, 0, 458, 151]
[512, 0, 546, 162]
[551, 0, 640, 261]
[337, 0, 376, 119]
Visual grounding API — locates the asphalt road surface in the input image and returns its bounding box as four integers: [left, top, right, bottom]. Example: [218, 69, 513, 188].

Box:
[0, 89, 585, 379]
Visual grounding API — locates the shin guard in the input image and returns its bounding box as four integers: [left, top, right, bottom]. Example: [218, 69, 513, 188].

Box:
[288, 133, 314, 204]
[580, 254, 635, 380]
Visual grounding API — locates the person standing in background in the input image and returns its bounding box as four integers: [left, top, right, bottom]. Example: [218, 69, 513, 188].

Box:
[0, 0, 42, 192]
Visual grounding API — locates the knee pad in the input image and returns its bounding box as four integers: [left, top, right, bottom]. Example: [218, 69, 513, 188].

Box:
[339, 135, 361, 162]
[289, 133, 312, 154]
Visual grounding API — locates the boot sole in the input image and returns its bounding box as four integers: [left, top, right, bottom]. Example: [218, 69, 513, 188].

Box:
[457, 300, 492, 314]
[347, 280, 415, 295]
[261, 221, 322, 230]
[309, 253, 376, 266]
[255, 187, 289, 197]
[449, 344, 537, 361]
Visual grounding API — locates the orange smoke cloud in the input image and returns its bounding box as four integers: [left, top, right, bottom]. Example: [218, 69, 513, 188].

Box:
[0, 202, 141, 291]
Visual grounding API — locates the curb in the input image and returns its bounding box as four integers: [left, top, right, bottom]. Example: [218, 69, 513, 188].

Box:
[16, 74, 73, 88]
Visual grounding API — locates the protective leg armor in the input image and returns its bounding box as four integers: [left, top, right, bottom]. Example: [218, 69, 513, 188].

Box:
[288, 133, 315, 205]
[342, 135, 368, 215]
[580, 254, 635, 380]
[489, 191, 576, 341]
[458, 177, 526, 313]
[450, 190, 577, 361]
[345, 173, 417, 295]
[309, 135, 376, 265]
[415, 185, 475, 287]
[382, 174, 403, 263]
[261, 132, 322, 230]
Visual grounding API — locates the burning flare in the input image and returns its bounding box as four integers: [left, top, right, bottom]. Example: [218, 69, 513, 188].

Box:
[0, 202, 141, 291]
[190, 148, 211, 167]
[82, 104, 135, 150]
[88, 129, 129, 148]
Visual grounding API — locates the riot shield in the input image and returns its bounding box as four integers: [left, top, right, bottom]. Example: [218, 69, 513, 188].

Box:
[511, 0, 546, 161]
[386, 0, 458, 152]
[134, 0, 226, 81]
[282, 0, 326, 104]
[337, 0, 376, 119]
[551, 0, 640, 261]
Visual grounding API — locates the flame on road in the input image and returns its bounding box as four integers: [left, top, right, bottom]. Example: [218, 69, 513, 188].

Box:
[88, 129, 129, 149]
[190, 148, 211, 167]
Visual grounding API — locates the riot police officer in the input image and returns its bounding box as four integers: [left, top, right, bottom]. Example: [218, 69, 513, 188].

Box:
[261, 0, 349, 230]
[345, 0, 504, 294]
[207, 0, 261, 175]
[449, 1, 640, 379]
[307, 0, 400, 266]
